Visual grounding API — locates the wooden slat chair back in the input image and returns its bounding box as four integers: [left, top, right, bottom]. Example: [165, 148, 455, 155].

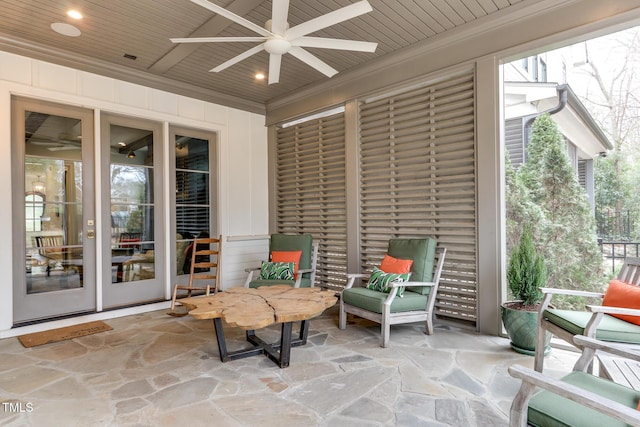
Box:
[535, 256, 640, 372]
[35, 235, 65, 260]
[170, 236, 222, 315]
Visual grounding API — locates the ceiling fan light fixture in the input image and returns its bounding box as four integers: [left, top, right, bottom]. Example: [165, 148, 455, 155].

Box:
[264, 37, 291, 55]
[127, 151, 136, 159]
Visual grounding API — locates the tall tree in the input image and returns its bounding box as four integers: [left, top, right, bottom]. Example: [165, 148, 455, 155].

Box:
[514, 114, 605, 304]
[577, 29, 640, 214]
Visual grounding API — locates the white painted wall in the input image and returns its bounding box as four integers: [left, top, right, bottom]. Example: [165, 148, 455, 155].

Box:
[0, 51, 270, 336]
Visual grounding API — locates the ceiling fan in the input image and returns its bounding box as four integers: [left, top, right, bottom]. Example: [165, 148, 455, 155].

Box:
[171, 0, 378, 84]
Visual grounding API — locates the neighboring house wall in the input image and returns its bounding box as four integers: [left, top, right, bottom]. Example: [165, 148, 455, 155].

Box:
[505, 117, 525, 166]
[0, 51, 269, 335]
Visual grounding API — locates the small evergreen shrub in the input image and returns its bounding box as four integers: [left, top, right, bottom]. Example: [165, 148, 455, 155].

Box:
[507, 227, 547, 307]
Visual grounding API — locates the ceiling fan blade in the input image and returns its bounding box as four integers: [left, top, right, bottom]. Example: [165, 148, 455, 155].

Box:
[210, 43, 265, 72]
[291, 37, 377, 52]
[268, 54, 282, 84]
[171, 36, 266, 44]
[286, 0, 373, 40]
[190, 0, 272, 37]
[288, 46, 338, 78]
[271, 0, 290, 35]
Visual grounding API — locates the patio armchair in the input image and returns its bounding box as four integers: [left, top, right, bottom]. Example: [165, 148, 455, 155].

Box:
[509, 335, 640, 427]
[244, 233, 318, 288]
[534, 256, 640, 372]
[339, 238, 446, 348]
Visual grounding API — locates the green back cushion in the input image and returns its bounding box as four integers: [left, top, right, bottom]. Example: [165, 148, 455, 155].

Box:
[544, 309, 640, 344]
[387, 238, 437, 295]
[528, 371, 640, 427]
[270, 234, 313, 270]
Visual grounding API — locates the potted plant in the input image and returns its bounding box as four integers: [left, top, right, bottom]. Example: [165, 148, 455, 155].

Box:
[501, 226, 552, 355]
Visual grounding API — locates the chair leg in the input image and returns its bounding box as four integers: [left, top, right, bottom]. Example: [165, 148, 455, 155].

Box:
[381, 308, 390, 348]
[170, 285, 178, 311]
[534, 325, 547, 372]
[339, 299, 347, 330]
[424, 315, 434, 335]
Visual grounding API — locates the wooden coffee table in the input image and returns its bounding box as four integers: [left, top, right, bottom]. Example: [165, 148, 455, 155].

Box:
[179, 285, 337, 368]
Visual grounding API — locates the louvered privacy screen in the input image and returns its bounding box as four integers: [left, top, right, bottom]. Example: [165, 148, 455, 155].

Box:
[274, 70, 477, 324]
[358, 71, 477, 323]
[275, 112, 348, 288]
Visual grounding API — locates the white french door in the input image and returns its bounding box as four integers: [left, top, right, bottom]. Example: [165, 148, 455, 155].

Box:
[100, 114, 165, 308]
[12, 97, 96, 324]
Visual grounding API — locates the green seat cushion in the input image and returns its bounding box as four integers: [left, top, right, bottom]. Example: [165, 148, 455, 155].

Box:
[270, 234, 313, 271]
[544, 309, 640, 344]
[528, 371, 640, 427]
[342, 287, 429, 313]
[387, 238, 437, 295]
[248, 277, 312, 288]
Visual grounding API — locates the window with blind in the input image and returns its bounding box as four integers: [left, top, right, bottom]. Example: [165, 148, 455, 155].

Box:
[358, 71, 477, 324]
[275, 109, 347, 288]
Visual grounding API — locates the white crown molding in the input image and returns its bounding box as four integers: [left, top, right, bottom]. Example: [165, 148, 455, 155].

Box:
[0, 33, 266, 115]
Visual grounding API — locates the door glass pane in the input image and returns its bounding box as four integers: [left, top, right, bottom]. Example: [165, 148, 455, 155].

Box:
[24, 111, 83, 294]
[110, 125, 155, 283]
[175, 135, 210, 276]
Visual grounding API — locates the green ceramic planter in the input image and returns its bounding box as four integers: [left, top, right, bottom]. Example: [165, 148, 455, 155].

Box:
[501, 302, 551, 356]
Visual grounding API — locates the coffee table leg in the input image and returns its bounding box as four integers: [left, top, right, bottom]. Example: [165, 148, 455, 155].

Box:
[213, 318, 229, 362]
[278, 322, 293, 368]
[298, 319, 309, 344]
[211, 320, 310, 368]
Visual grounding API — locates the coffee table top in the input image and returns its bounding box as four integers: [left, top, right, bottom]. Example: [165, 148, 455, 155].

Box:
[179, 285, 337, 330]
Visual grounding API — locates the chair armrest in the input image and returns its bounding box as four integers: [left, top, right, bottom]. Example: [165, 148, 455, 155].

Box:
[508, 364, 640, 426]
[393, 281, 436, 288]
[244, 266, 261, 273]
[540, 287, 605, 299]
[297, 268, 313, 275]
[586, 305, 640, 317]
[573, 335, 640, 362]
[344, 273, 369, 290]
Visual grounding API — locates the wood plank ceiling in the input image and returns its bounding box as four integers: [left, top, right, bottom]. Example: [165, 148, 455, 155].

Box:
[0, 0, 524, 112]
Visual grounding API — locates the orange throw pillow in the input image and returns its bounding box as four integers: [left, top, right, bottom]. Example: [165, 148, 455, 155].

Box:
[271, 250, 302, 278]
[602, 279, 640, 325]
[380, 254, 413, 274]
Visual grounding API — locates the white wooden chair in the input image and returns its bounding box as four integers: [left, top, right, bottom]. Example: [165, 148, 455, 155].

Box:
[244, 234, 318, 288]
[534, 257, 640, 372]
[509, 335, 640, 427]
[339, 238, 446, 348]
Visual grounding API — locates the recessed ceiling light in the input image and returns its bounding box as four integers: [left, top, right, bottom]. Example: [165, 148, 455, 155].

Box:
[67, 10, 83, 20]
[255, 73, 265, 80]
[51, 22, 81, 37]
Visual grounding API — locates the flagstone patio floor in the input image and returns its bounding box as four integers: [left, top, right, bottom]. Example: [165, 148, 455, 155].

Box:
[0, 304, 581, 426]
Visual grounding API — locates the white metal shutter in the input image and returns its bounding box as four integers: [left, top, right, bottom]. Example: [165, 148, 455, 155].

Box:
[358, 71, 477, 324]
[275, 111, 347, 288]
